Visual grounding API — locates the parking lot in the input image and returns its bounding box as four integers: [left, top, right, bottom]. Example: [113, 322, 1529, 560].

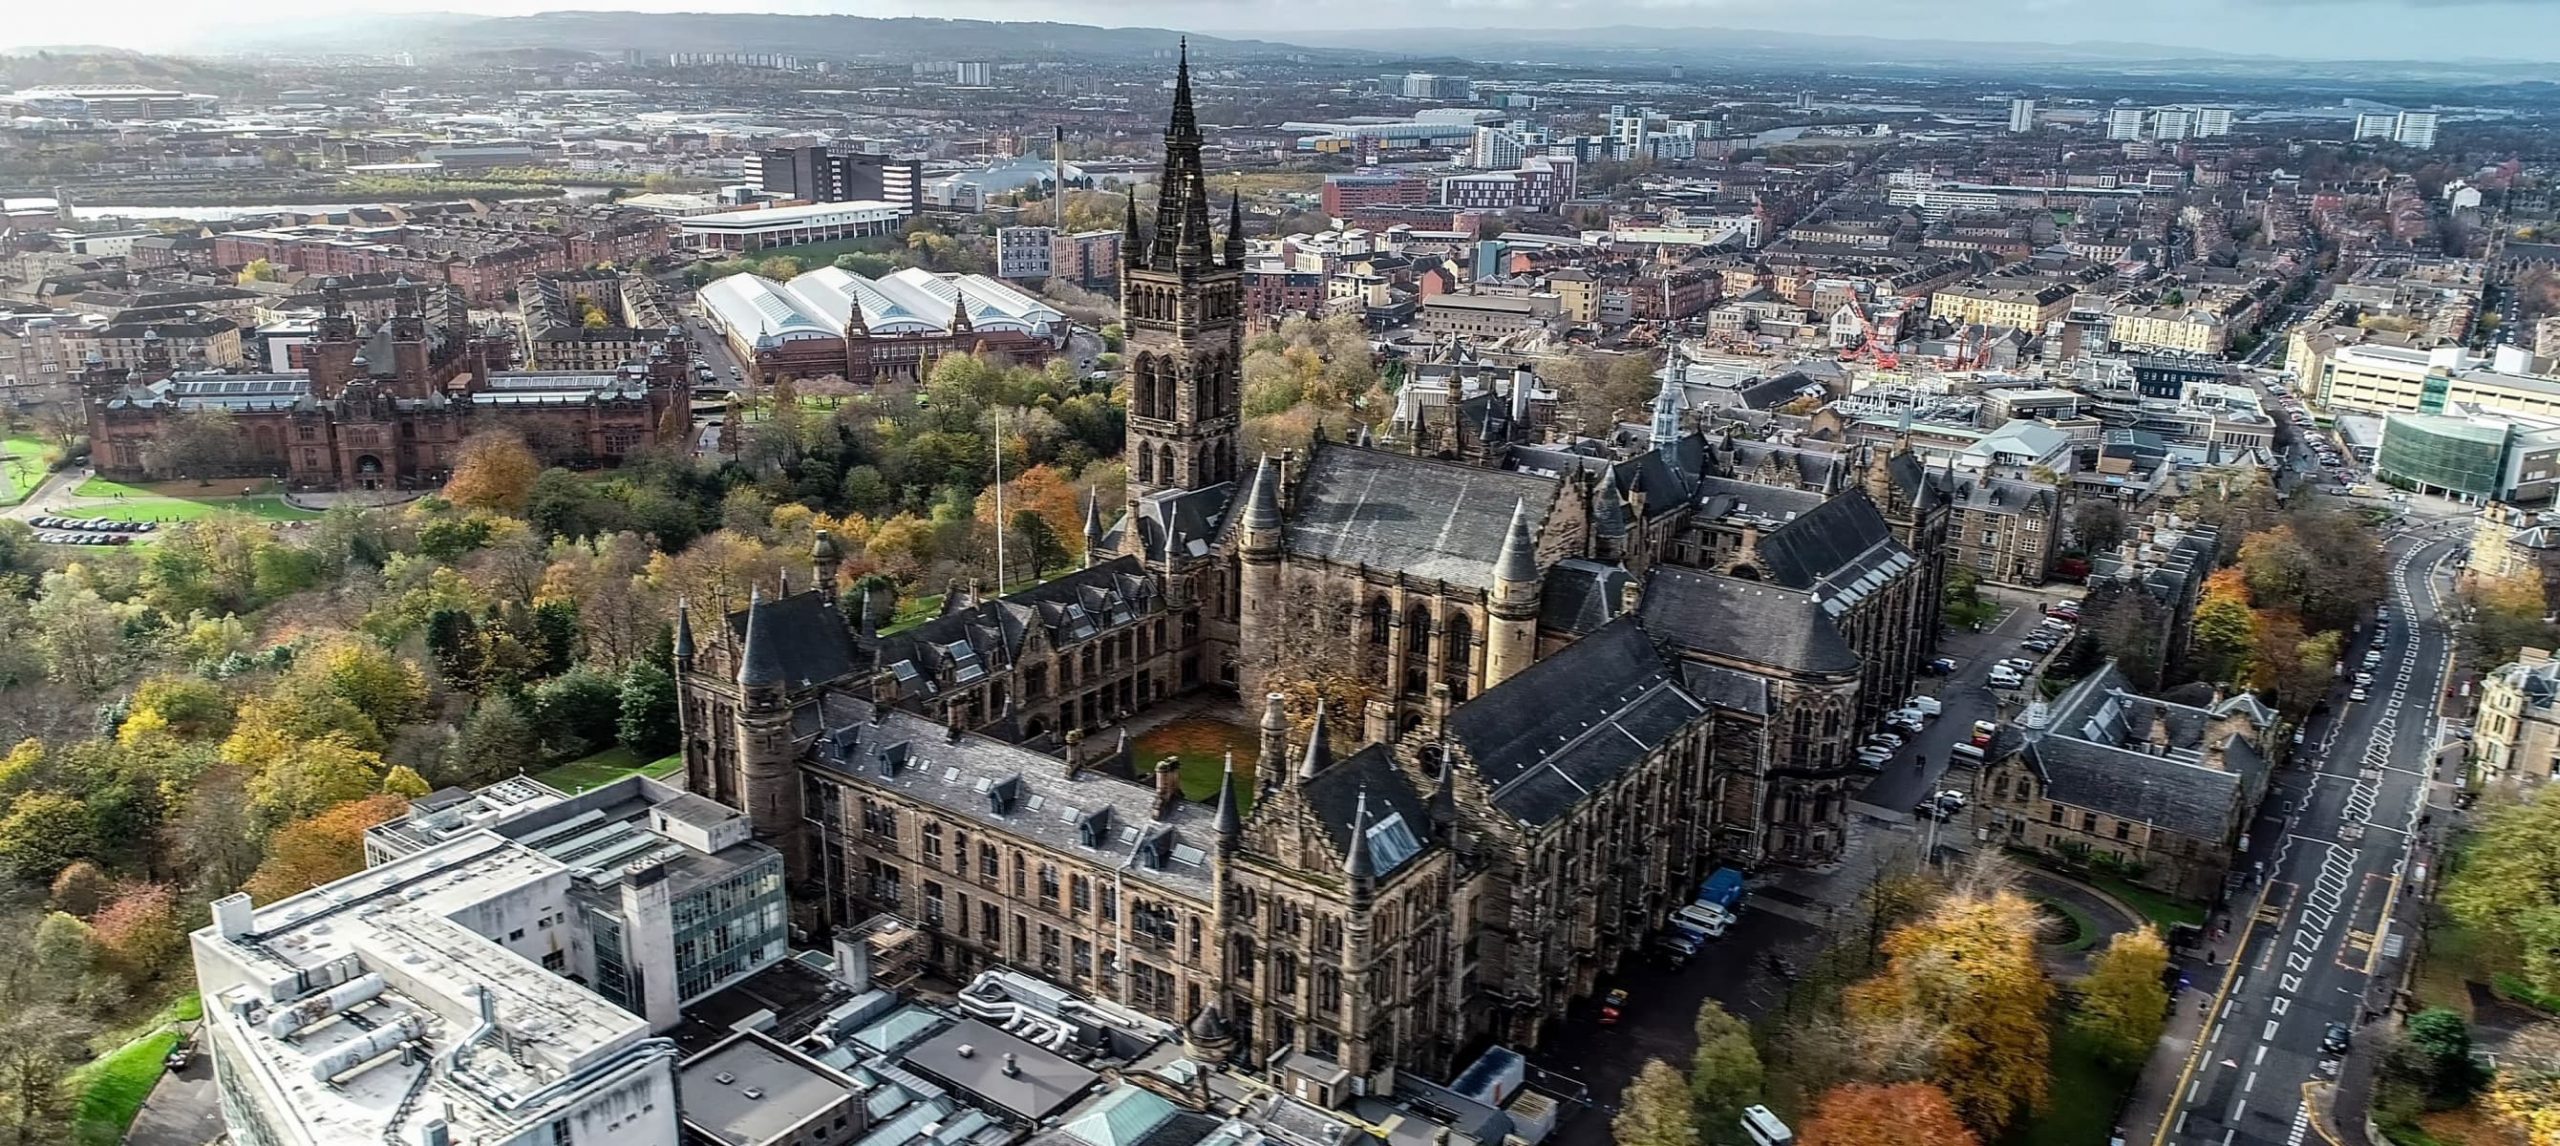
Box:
[27, 515, 156, 545]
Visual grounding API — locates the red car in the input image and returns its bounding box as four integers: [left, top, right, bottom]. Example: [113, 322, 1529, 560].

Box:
[1599, 989, 1629, 1025]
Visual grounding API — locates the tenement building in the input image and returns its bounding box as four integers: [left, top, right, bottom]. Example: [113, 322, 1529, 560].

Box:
[519, 269, 682, 371]
[83, 281, 690, 491]
[676, 49, 1953, 1104]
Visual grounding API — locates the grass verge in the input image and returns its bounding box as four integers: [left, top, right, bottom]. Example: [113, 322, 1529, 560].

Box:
[2001, 1024, 2135, 1146]
[70, 1027, 181, 1146]
[534, 746, 684, 793]
[2034, 895, 2105, 953]
[1133, 718, 1259, 810]
[2089, 873, 2207, 930]
[0, 437, 53, 505]
[55, 495, 320, 524]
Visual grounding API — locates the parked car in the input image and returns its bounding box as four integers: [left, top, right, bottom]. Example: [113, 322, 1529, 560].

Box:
[1600, 989, 1630, 1025]
[1672, 903, 1731, 939]
[1987, 668, 2025, 689]
[1904, 695, 1943, 717]
[1913, 790, 1967, 819]
[1926, 656, 1960, 675]
[2349, 686, 2370, 703]
[2320, 1022, 2351, 1056]
[1865, 733, 1904, 750]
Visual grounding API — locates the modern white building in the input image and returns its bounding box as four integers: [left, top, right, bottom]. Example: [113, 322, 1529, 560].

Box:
[2355, 111, 2403, 140]
[2153, 108, 2196, 142]
[677, 200, 909, 254]
[2196, 107, 2235, 137]
[1468, 126, 1527, 170]
[2106, 107, 2147, 141]
[2395, 111, 2441, 149]
[2008, 98, 2037, 134]
[192, 776, 792, 1146]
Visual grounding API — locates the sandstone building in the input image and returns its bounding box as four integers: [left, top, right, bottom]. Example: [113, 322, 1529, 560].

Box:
[678, 48, 1953, 1102]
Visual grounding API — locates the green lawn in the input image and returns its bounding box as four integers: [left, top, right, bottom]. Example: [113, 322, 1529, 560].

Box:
[2034, 895, 2106, 953]
[70, 1027, 180, 1146]
[534, 746, 684, 793]
[0, 437, 52, 506]
[54, 495, 320, 524]
[2002, 1025, 2135, 1146]
[1134, 718, 1259, 810]
[2091, 873, 2208, 930]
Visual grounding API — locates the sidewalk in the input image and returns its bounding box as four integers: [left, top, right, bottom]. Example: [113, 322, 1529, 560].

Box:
[2119, 877, 2266, 1146]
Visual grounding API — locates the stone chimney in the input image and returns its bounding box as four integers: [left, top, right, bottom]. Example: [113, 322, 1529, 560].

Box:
[1153, 758, 1184, 818]
[1064, 729, 1087, 777]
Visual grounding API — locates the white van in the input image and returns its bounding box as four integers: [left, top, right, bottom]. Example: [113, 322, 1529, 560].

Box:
[1904, 695, 1943, 717]
[1950, 742, 1987, 763]
[1742, 1105, 1796, 1146]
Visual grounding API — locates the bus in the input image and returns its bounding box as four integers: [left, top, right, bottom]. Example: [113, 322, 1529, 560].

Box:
[1742, 1105, 1795, 1146]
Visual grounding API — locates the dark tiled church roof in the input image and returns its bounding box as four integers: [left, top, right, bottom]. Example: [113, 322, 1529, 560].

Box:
[1638, 566, 1859, 675]
[1285, 444, 1556, 588]
[727, 590, 860, 690]
[1447, 617, 1703, 826]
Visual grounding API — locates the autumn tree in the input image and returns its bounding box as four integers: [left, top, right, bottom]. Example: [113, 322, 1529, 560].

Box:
[1689, 1000, 1764, 1144]
[0, 792, 97, 881]
[247, 733, 387, 827]
[1243, 576, 1375, 723]
[1614, 1059, 1700, 1146]
[242, 794, 409, 903]
[88, 882, 184, 985]
[45, 861, 109, 918]
[1800, 1082, 1979, 1146]
[1844, 888, 2052, 1139]
[2447, 784, 2560, 996]
[445, 430, 544, 513]
[2072, 924, 2171, 1071]
[159, 406, 241, 485]
[2189, 569, 2259, 686]
[2467, 571, 2560, 664]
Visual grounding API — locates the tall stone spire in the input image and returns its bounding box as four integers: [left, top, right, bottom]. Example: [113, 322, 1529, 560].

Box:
[1493, 499, 1540, 586]
[672, 597, 695, 668]
[1343, 787, 1376, 890]
[1213, 748, 1242, 847]
[1150, 37, 1214, 267]
[1650, 361, 1685, 449]
[1242, 453, 1282, 532]
[1297, 701, 1332, 784]
[1224, 189, 1246, 268]
[1123, 190, 1144, 271]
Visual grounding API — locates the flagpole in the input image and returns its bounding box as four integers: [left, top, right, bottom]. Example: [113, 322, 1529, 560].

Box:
[993, 405, 1007, 591]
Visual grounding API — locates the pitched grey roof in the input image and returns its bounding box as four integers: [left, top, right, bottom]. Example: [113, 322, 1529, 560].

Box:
[2013, 662, 2275, 843]
[1284, 444, 1557, 588]
[1446, 617, 1704, 827]
[1540, 558, 1631, 636]
[1638, 566, 1860, 676]
[1299, 743, 1432, 877]
[876, 565, 1156, 707]
[809, 696, 1218, 902]
[1752, 490, 1919, 615]
[727, 590, 860, 690]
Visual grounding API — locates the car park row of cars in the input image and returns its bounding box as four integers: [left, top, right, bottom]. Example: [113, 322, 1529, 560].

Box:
[29, 516, 155, 545]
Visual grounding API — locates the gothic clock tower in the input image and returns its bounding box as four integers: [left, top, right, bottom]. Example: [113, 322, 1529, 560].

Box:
[1120, 41, 1246, 499]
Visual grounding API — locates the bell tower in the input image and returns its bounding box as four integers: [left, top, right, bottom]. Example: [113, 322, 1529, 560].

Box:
[1120, 41, 1244, 499]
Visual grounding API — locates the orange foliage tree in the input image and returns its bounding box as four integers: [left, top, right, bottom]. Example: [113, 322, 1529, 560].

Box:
[1844, 889, 2052, 1139]
[444, 430, 544, 513]
[242, 794, 410, 904]
[1800, 1082, 1979, 1146]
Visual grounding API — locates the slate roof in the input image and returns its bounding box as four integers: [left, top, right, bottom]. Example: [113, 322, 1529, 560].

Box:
[1130, 484, 1236, 564]
[809, 696, 1218, 902]
[1638, 565, 1860, 676]
[1714, 438, 1846, 492]
[1678, 662, 1773, 716]
[1750, 491, 1919, 615]
[1540, 558, 1632, 636]
[1446, 617, 1704, 827]
[727, 590, 862, 691]
[1606, 433, 1709, 520]
[1298, 743, 1434, 875]
[1284, 444, 1557, 588]
[1948, 474, 2057, 517]
[874, 559, 1159, 701]
[2012, 663, 2275, 843]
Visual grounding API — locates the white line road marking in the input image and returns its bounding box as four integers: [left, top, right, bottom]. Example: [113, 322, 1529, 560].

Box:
[2264, 1020, 2281, 1041]
[2245, 1071, 2258, 1092]
[2255, 1045, 2268, 1065]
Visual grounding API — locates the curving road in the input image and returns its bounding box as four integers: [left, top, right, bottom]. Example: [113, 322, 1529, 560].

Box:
[2150, 519, 2468, 1146]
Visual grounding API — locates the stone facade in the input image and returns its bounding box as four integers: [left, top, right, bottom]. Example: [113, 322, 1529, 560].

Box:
[675, 50, 1957, 1106]
[83, 282, 687, 491]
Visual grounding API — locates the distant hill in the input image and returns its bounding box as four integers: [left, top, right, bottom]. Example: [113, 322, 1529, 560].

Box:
[0, 46, 258, 90]
[215, 12, 1326, 65]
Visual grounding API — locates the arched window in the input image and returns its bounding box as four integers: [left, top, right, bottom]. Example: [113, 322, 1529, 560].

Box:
[1131, 355, 1156, 419]
[1443, 612, 1472, 672]
[1406, 603, 1433, 664]
[1369, 596, 1393, 645]
[1159, 443, 1177, 485]
[1137, 443, 1155, 484]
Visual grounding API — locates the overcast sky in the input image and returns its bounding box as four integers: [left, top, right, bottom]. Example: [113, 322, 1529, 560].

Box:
[12, 0, 2560, 61]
